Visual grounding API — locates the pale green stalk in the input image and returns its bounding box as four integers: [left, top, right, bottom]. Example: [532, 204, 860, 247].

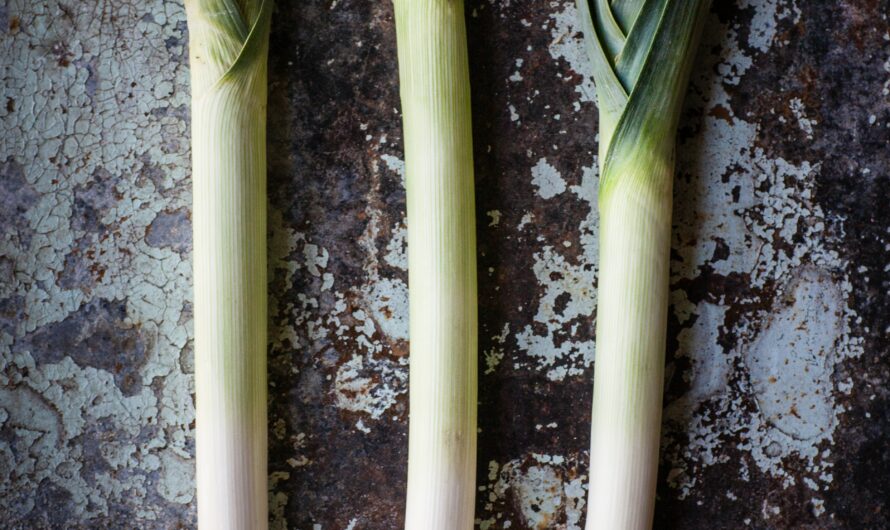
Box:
[392, 1, 478, 528]
[185, 1, 272, 528]
[577, 1, 710, 528]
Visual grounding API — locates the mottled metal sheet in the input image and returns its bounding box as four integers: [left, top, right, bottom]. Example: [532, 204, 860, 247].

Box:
[1, 0, 889, 529]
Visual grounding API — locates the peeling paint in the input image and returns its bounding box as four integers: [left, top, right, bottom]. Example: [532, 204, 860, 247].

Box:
[530, 158, 566, 199]
[547, 4, 595, 103]
[476, 454, 586, 530]
[660, 2, 865, 508]
[1, 0, 193, 525]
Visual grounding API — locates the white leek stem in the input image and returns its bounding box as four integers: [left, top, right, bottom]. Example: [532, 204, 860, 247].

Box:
[393, 1, 478, 528]
[577, 1, 711, 528]
[589, 161, 672, 529]
[186, 1, 272, 528]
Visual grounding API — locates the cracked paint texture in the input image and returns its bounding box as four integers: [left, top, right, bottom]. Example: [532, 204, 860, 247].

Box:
[2, 0, 889, 529]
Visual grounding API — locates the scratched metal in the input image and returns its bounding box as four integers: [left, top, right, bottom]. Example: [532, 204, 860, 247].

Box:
[1, 1, 888, 529]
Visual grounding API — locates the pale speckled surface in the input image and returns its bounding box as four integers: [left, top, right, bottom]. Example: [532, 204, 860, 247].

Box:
[1, 1, 889, 529]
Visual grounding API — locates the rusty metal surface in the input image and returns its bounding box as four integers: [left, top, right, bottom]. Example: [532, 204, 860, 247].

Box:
[2, 0, 889, 528]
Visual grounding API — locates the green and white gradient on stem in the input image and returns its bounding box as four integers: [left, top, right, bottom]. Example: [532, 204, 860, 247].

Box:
[577, 1, 711, 528]
[185, 1, 272, 528]
[392, 1, 479, 528]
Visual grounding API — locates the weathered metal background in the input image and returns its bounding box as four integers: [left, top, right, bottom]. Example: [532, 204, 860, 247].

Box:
[2, 0, 889, 528]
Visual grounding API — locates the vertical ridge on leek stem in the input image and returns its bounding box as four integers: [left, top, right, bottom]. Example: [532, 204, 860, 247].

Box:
[392, 1, 478, 528]
[577, 1, 710, 528]
[185, 1, 272, 528]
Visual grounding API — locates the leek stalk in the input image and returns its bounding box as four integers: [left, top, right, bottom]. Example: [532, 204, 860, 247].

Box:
[577, 1, 710, 528]
[185, 1, 272, 528]
[392, 1, 478, 528]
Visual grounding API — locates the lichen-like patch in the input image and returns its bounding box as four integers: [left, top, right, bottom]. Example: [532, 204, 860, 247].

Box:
[476, 453, 587, 530]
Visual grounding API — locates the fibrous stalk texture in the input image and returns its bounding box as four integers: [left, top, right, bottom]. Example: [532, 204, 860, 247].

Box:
[393, 1, 479, 528]
[185, 1, 272, 528]
[577, 1, 710, 528]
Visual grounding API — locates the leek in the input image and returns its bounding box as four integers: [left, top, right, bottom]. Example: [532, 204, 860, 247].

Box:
[185, 1, 272, 528]
[577, 1, 710, 528]
[393, 1, 478, 528]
